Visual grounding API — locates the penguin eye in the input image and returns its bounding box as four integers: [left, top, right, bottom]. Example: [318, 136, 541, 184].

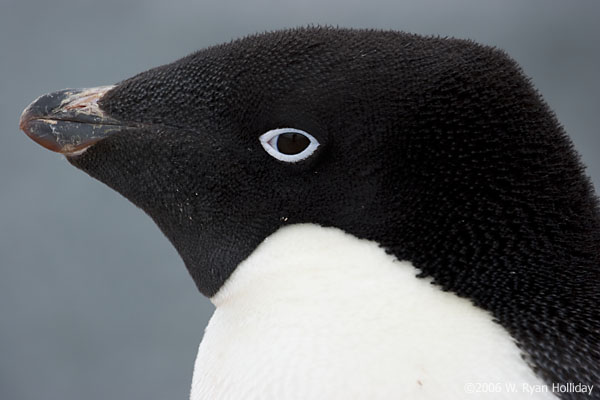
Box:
[259, 128, 319, 162]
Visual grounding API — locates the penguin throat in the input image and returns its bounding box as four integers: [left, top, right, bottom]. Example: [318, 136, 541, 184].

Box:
[190, 224, 552, 399]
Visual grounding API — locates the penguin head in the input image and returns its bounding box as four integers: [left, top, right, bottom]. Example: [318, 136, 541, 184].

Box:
[20, 26, 600, 385]
[21, 28, 599, 299]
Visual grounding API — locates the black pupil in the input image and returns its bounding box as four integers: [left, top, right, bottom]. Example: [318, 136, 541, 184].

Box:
[277, 133, 310, 155]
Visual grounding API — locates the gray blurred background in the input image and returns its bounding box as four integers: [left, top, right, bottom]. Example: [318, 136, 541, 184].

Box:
[1, 0, 598, 399]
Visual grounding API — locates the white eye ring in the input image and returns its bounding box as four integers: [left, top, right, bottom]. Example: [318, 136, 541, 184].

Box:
[259, 128, 320, 163]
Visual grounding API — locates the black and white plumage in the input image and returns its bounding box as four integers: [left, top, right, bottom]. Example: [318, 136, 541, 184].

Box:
[20, 27, 600, 399]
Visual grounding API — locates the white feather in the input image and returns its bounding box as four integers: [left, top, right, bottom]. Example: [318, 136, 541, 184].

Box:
[190, 224, 555, 399]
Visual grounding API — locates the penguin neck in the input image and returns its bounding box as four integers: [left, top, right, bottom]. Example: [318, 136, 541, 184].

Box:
[191, 223, 552, 400]
[210, 223, 402, 308]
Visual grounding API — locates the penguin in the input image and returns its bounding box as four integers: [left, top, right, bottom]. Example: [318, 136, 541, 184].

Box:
[20, 27, 599, 399]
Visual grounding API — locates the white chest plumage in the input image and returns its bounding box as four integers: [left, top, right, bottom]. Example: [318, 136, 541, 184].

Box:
[190, 224, 554, 400]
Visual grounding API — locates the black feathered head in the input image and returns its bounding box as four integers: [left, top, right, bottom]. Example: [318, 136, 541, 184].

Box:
[20, 27, 600, 388]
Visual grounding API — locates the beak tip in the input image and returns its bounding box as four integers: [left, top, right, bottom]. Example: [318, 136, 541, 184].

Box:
[19, 103, 35, 131]
[20, 118, 62, 153]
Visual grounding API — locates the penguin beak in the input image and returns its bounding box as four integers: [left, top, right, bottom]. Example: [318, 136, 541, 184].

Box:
[19, 86, 123, 155]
